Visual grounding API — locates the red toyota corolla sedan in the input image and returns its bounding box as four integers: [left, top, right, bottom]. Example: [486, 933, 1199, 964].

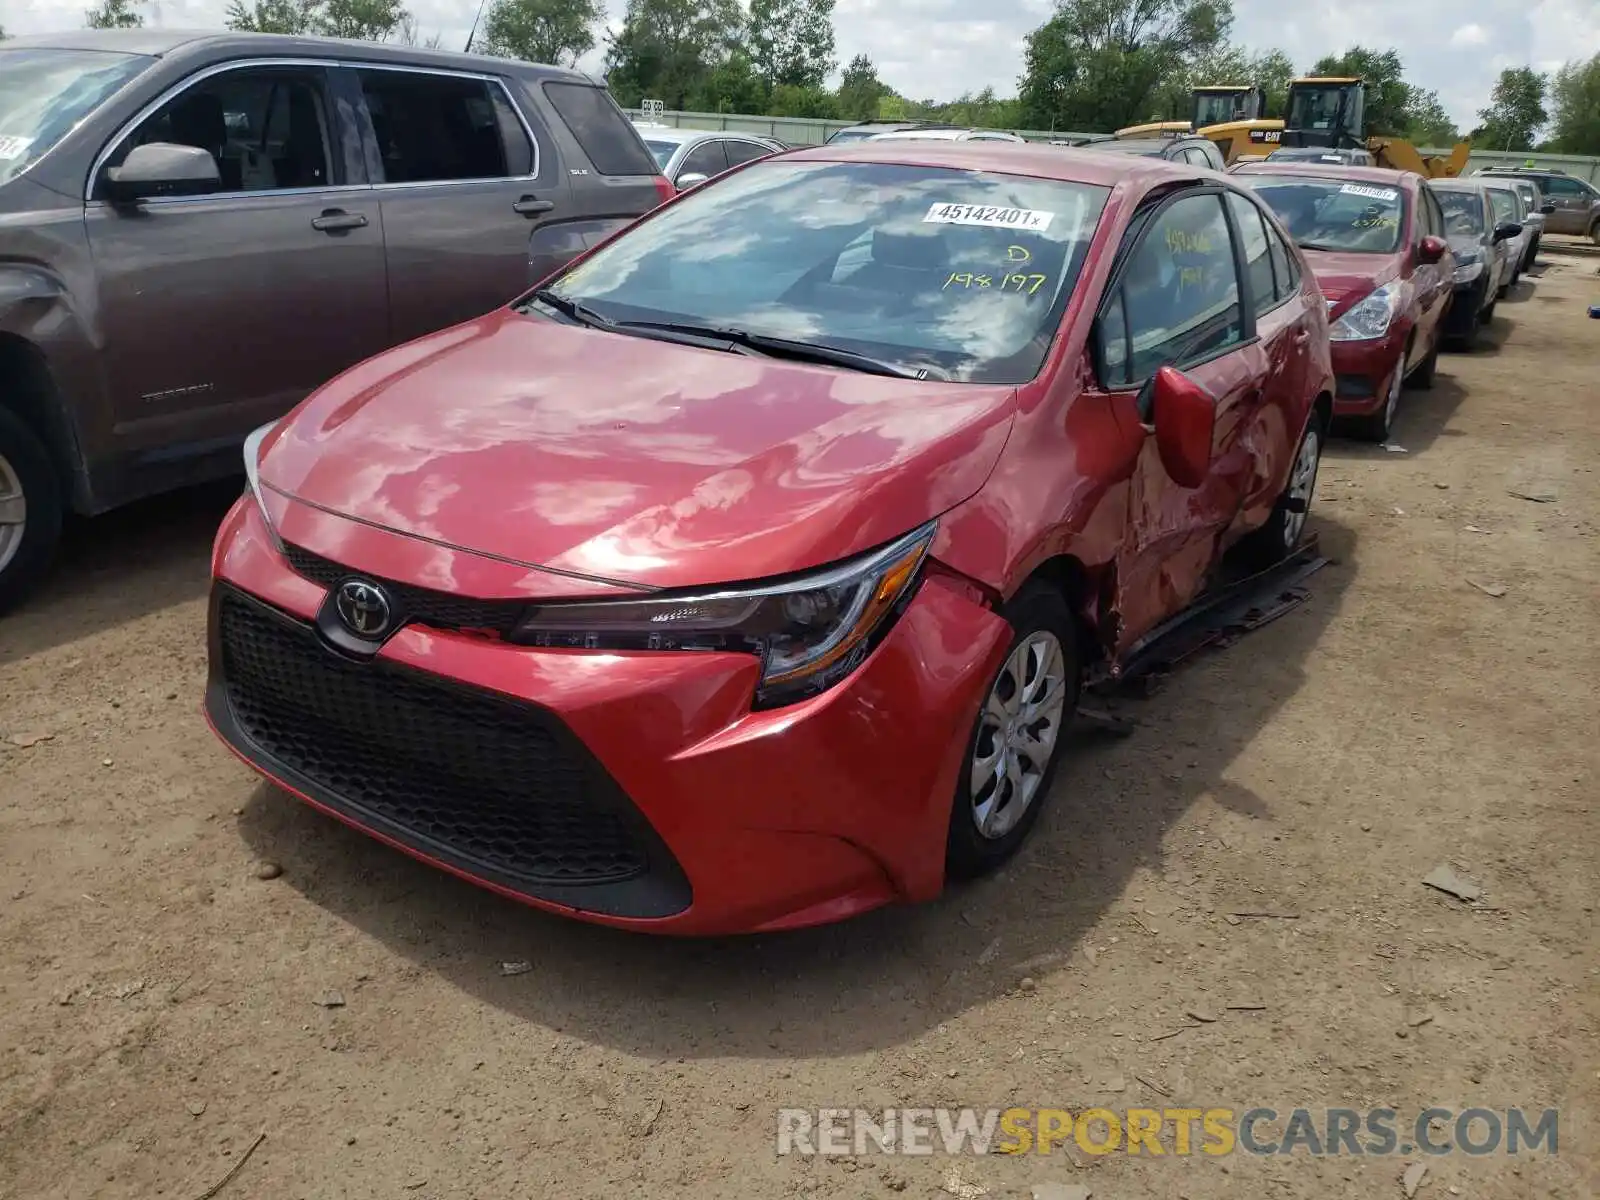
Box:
[1229, 161, 1455, 442]
[207, 143, 1334, 935]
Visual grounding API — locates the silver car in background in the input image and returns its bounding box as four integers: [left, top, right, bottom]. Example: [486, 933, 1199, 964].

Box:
[1481, 181, 1533, 293]
[632, 124, 785, 190]
[865, 127, 1027, 144]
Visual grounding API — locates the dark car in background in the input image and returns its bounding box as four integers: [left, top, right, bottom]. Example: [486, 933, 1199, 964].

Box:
[1059, 133, 1226, 171]
[1427, 179, 1521, 350]
[1266, 146, 1376, 166]
[632, 124, 785, 190]
[1233, 162, 1453, 441]
[0, 30, 672, 612]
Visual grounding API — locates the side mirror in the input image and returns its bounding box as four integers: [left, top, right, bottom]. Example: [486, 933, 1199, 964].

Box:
[674, 171, 709, 189]
[105, 142, 220, 203]
[1140, 365, 1216, 489]
[1540, 202, 1556, 215]
[1492, 221, 1522, 243]
[1417, 234, 1447, 265]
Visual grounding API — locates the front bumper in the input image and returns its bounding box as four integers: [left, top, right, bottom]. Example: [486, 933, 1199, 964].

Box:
[1330, 323, 1409, 418]
[205, 497, 1012, 935]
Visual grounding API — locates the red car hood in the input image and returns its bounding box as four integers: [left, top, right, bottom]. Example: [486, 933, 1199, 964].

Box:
[1303, 249, 1402, 317]
[260, 311, 1017, 594]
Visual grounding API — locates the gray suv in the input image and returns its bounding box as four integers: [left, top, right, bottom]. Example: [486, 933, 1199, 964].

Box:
[0, 30, 670, 610]
[1477, 167, 1600, 242]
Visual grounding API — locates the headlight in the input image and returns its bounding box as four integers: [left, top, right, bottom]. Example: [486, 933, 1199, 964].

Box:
[1330, 283, 1402, 341]
[1453, 256, 1483, 284]
[243, 420, 282, 549]
[513, 521, 937, 708]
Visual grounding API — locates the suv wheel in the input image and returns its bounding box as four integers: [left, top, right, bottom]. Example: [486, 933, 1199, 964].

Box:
[0, 407, 62, 615]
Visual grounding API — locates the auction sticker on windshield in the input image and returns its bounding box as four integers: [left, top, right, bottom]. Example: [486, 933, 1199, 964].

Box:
[0, 135, 37, 161]
[925, 203, 1055, 231]
[1341, 184, 1398, 202]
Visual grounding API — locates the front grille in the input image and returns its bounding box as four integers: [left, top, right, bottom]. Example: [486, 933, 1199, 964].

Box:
[217, 589, 654, 889]
[283, 543, 528, 635]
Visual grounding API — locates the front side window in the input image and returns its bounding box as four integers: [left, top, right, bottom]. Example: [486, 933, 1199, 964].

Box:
[1097, 192, 1242, 388]
[1236, 174, 1406, 253]
[359, 69, 528, 183]
[540, 160, 1110, 384]
[724, 140, 774, 167]
[103, 65, 335, 195]
[1537, 175, 1587, 199]
[0, 48, 153, 186]
[677, 140, 729, 179]
[1486, 188, 1518, 225]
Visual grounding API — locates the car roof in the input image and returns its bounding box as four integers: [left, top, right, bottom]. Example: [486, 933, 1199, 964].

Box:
[1232, 161, 1420, 189]
[634, 127, 772, 145]
[0, 27, 593, 81]
[782, 139, 1210, 189]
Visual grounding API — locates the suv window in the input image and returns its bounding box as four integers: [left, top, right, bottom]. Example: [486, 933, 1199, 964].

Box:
[1537, 175, 1594, 199]
[358, 69, 529, 183]
[1226, 192, 1277, 317]
[542, 81, 657, 176]
[105, 65, 335, 194]
[678, 139, 729, 179]
[1098, 192, 1243, 388]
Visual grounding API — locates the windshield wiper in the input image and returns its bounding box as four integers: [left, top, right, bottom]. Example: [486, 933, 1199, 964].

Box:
[616, 319, 927, 379]
[523, 288, 616, 330]
[1294, 240, 1346, 253]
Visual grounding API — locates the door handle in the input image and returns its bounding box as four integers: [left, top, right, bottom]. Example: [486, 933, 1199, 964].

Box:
[512, 195, 555, 216]
[311, 209, 368, 232]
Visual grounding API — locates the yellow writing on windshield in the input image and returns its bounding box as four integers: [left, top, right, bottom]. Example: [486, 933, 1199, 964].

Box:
[1165, 228, 1213, 255]
[944, 272, 1048, 295]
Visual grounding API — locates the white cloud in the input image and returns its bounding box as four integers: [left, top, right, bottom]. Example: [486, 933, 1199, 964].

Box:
[6, 0, 1599, 133]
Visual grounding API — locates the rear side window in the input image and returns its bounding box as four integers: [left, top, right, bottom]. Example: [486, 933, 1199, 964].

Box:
[1226, 192, 1277, 317]
[542, 81, 657, 176]
[725, 140, 774, 167]
[358, 69, 532, 183]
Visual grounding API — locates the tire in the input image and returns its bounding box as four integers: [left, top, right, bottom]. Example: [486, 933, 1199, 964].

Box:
[1236, 411, 1323, 568]
[1409, 337, 1438, 389]
[1349, 350, 1405, 443]
[945, 583, 1080, 881]
[0, 406, 63, 615]
[1483, 298, 1498, 323]
[1590, 220, 1600, 247]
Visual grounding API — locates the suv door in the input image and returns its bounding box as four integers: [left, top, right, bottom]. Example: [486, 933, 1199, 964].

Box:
[1092, 189, 1267, 648]
[84, 60, 389, 459]
[349, 63, 567, 346]
[1534, 174, 1598, 236]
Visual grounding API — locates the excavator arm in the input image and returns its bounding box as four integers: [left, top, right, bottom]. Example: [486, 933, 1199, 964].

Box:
[1368, 139, 1471, 178]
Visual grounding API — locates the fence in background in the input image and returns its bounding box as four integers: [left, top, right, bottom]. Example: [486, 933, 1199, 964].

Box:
[624, 108, 1600, 183]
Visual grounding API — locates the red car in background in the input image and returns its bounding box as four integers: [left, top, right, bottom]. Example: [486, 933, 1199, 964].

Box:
[1230, 162, 1454, 442]
[207, 144, 1334, 935]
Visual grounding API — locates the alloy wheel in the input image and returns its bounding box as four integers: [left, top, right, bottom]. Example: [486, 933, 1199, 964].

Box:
[1283, 426, 1321, 549]
[0, 451, 27, 576]
[970, 631, 1069, 840]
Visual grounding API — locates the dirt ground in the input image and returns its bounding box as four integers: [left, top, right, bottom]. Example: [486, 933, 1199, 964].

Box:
[2, 245, 1597, 1200]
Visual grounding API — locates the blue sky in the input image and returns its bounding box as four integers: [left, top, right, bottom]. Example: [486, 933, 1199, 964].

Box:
[6, 0, 1599, 130]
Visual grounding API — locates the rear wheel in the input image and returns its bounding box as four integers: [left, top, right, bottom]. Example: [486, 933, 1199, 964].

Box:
[0, 406, 62, 615]
[946, 584, 1080, 881]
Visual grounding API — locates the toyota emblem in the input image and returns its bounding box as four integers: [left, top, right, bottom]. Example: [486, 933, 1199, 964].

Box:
[335, 579, 393, 639]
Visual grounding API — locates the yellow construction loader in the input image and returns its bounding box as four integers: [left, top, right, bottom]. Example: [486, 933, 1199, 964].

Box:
[1207, 77, 1469, 174]
[1115, 84, 1267, 140]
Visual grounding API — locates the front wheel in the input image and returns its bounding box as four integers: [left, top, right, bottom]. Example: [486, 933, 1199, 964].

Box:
[1350, 358, 1403, 443]
[0, 406, 63, 615]
[945, 584, 1080, 881]
[1236, 414, 1323, 568]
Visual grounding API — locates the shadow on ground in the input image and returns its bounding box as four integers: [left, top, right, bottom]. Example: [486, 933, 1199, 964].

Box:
[238, 518, 1358, 1062]
[0, 479, 239, 668]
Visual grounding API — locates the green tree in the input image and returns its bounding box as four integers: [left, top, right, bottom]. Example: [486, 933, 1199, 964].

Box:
[85, 0, 144, 28]
[478, 0, 602, 65]
[1017, 0, 1232, 134]
[1549, 54, 1600, 154]
[1308, 47, 1409, 136]
[1402, 86, 1458, 146]
[767, 82, 838, 118]
[1473, 66, 1547, 150]
[316, 0, 408, 40]
[687, 50, 769, 112]
[603, 0, 744, 110]
[225, 0, 319, 33]
[747, 0, 835, 90]
[835, 53, 884, 122]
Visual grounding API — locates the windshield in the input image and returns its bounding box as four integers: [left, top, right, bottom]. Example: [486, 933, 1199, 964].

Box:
[1236, 175, 1406, 253]
[0, 48, 152, 185]
[642, 139, 677, 169]
[537, 160, 1110, 384]
[1193, 92, 1247, 127]
[1286, 86, 1349, 134]
[1433, 189, 1485, 236]
[826, 129, 877, 144]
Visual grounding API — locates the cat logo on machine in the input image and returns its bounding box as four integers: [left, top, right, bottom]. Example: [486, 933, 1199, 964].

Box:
[1249, 129, 1283, 144]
